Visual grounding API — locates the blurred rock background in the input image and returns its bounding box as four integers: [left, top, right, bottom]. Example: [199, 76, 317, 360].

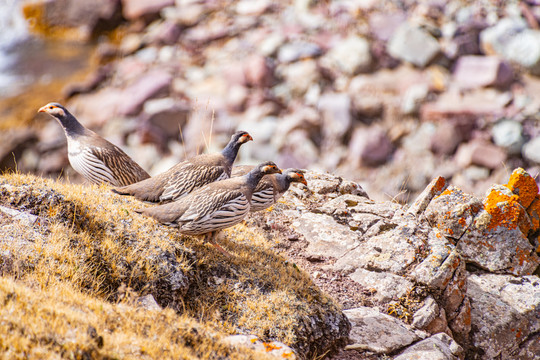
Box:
[2, 0, 540, 202]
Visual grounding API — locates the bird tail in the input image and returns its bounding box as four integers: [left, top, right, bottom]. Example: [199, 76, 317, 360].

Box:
[111, 187, 129, 196]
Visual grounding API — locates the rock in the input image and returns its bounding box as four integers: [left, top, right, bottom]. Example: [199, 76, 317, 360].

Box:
[277, 41, 322, 63]
[480, 17, 528, 56]
[467, 273, 540, 359]
[394, 333, 464, 360]
[369, 11, 407, 41]
[244, 55, 274, 87]
[523, 136, 540, 164]
[455, 140, 507, 170]
[335, 223, 424, 274]
[121, 0, 174, 21]
[505, 29, 540, 75]
[288, 212, 360, 259]
[0, 129, 36, 172]
[407, 176, 448, 217]
[117, 70, 172, 116]
[149, 20, 181, 45]
[349, 268, 414, 303]
[136, 294, 162, 311]
[140, 98, 190, 141]
[421, 88, 508, 123]
[321, 36, 372, 75]
[424, 186, 482, 240]
[411, 297, 443, 331]
[430, 122, 469, 156]
[281, 59, 320, 95]
[235, 0, 271, 16]
[459, 184, 540, 275]
[348, 126, 393, 166]
[401, 83, 430, 115]
[387, 22, 441, 67]
[23, 0, 122, 41]
[222, 335, 296, 359]
[318, 93, 352, 149]
[453, 55, 513, 89]
[492, 119, 524, 155]
[343, 307, 422, 353]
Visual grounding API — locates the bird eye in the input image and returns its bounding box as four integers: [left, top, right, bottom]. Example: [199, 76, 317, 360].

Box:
[49, 106, 54, 109]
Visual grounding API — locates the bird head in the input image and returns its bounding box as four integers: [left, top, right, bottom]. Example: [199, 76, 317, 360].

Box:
[233, 130, 253, 144]
[38, 103, 67, 119]
[287, 169, 308, 186]
[260, 161, 282, 175]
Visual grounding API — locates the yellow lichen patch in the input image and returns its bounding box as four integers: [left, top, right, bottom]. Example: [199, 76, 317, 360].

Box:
[506, 168, 539, 209]
[482, 186, 530, 234]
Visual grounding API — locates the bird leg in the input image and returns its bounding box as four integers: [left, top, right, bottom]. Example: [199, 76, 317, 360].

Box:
[205, 231, 232, 257]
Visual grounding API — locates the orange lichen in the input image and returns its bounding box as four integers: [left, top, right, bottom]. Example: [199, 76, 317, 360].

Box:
[432, 176, 447, 195]
[263, 343, 282, 352]
[506, 168, 539, 209]
[482, 187, 529, 234]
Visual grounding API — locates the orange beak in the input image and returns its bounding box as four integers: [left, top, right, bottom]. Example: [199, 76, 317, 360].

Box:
[246, 134, 253, 141]
[297, 174, 307, 185]
[38, 105, 48, 113]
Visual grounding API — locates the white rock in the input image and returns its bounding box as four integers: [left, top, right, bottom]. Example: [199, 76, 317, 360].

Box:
[343, 307, 421, 353]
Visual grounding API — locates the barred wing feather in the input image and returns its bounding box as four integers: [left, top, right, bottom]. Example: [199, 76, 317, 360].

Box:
[160, 163, 229, 202]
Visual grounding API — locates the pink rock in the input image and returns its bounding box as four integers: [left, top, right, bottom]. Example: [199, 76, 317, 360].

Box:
[116, 71, 172, 116]
[454, 56, 513, 89]
[152, 21, 181, 45]
[348, 126, 393, 166]
[69, 87, 125, 127]
[244, 55, 273, 87]
[369, 12, 406, 41]
[455, 140, 507, 169]
[121, 0, 174, 21]
[430, 121, 474, 155]
[421, 89, 508, 123]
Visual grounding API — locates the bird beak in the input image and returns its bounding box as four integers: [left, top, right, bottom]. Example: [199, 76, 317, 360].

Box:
[300, 178, 308, 186]
[38, 105, 48, 113]
[246, 134, 253, 142]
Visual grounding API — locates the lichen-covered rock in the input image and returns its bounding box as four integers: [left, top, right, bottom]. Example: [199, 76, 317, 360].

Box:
[467, 273, 540, 359]
[424, 186, 483, 240]
[343, 307, 425, 353]
[460, 184, 539, 275]
[393, 333, 464, 360]
[223, 335, 297, 359]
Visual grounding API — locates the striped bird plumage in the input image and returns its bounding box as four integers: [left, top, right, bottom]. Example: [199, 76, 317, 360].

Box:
[38, 102, 150, 187]
[112, 131, 252, 203]
[136, 161, 281, 254]
[232, 165, 307, 212]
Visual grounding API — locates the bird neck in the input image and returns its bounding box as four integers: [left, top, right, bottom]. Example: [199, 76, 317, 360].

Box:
[276, 173, 291, 192]
[57, 114, 88, 139]
[221, 140, 241, 165]
[245, 168, 266, 190]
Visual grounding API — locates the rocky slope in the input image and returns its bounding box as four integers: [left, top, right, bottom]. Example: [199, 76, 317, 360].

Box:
[1, 167, 539, 359]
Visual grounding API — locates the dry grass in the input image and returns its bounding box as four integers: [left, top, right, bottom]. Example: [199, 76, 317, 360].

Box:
[0, 276, 268, 360]
[0, 172, 348, 358]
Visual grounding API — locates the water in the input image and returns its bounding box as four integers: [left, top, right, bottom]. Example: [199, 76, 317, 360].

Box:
[0, 0, 30, 97]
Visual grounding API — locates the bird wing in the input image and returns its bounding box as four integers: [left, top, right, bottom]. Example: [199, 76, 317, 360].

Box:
[179, 187, 249, 231]
[70, 147, 119, 186]
[160, 162, 229, 202]
[90, 145, 150, 186]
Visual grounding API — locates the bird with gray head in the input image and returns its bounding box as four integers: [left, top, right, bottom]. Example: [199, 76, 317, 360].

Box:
[231, 165, 308, 212]
[38, 102, 150, 186]
[135, 161, 281, 256]
[112, 131, 253, 203]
